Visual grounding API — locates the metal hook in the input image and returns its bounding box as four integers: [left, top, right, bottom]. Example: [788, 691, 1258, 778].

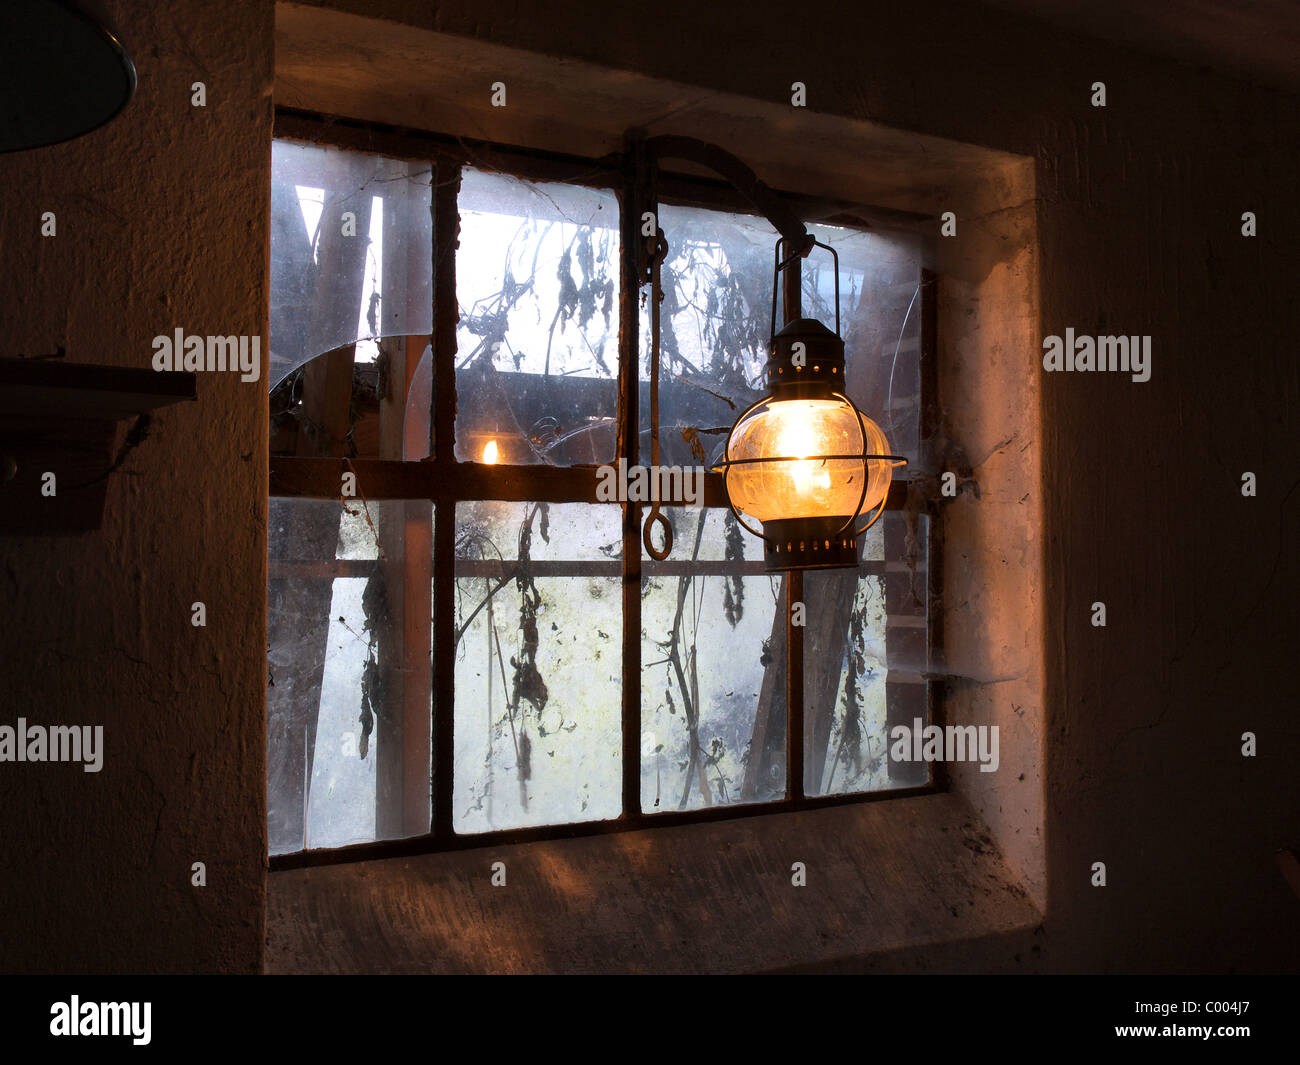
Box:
[643, 507, 673, 560]
[642, 229, 673, 561]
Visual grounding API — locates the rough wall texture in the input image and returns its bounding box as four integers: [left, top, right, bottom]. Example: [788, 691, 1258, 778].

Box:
[2, 0, 1296, 973]
[0, 3, 272, 972]
[269, 795, 1042, 974]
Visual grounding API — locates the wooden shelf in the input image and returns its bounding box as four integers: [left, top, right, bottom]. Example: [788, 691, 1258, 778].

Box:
[0, 358, 197, 534]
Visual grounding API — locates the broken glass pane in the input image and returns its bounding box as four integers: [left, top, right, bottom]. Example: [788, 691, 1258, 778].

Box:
[454, 501, 622, 832]
[269, 140, 432, 389]
[641, 508, 786, 812]
[455, 167, 620, 467]
[269, 338, 433, 459]
[268, 498, 433, 854]
[803, 510, 929, 796]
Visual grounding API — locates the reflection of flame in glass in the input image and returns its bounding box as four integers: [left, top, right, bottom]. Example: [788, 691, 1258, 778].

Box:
[482, 439, 499, 465]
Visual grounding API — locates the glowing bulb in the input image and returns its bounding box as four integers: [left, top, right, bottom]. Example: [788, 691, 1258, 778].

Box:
[482, 439, 499, 465]
[722, 397, 893, 525]
[776, 406, 815, 457]
[776, 404, 832, 495]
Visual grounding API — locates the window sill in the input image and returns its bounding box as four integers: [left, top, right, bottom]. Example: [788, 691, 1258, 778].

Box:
[266, 792, 1042, 973]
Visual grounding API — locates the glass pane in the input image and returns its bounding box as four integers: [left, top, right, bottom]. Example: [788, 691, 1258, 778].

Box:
[809, 222, 924, 463]
[638, 204, 771, 468]
[803, 510, 929, 796]
[639, 203, 923, 467]
[269, 140, 432, 389]
[454, 501, 622, 832]
[270, 339, 433, 459]
[641, 508, 786, 812]
[268, 498, 433, 854]
[455, 167, 620, 466]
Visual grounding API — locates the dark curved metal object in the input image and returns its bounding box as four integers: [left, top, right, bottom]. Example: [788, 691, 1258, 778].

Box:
[641, 135, 812, 250]
[0, 0, 137, 153]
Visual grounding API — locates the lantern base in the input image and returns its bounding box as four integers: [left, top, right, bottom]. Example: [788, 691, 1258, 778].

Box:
[762, 517, 859, 572]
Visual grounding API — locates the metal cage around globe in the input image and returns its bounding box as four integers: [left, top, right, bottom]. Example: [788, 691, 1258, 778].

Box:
[716, 392, 902, 570]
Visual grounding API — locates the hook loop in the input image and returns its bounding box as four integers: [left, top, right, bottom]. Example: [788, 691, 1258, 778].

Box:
[643, 506, 673, 560]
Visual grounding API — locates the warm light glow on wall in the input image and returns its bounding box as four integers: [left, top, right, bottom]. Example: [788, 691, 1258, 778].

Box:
[482, 439, 499, 465]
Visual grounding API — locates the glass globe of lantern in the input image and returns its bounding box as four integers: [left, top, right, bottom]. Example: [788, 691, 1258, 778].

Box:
[725, 395, 894, 522]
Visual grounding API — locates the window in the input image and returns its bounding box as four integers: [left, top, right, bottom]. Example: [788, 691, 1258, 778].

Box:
[267, 114, 938, 863]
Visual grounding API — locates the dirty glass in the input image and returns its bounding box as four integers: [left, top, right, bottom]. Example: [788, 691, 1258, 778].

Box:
[269, 140, 432, 389]
[639, 203, 923, 469]
[803, 511, 929, 796]
[641, 508, 787, 811]
[269, 338, 434, 460]
[268, 498, 434, 854]
[809, 221, 924, 464]
[454, 167, 620, 467]
[454, 501, 623, 832]
[268, 145, 935, 857]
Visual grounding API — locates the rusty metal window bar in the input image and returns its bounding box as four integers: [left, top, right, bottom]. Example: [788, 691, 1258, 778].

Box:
[267, 109, 942, 868]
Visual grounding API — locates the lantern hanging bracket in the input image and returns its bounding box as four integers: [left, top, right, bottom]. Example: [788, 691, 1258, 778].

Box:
[626, 130, 821, 560]
[771, 235, 841, 338]
[626, 131, 815, 288]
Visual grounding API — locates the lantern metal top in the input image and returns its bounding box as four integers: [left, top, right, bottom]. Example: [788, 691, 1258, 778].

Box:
[766, 317, 846, 398]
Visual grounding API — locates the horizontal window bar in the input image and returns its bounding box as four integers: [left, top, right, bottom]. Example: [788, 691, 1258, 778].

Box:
[271, 457, 602, 502]
[274, 107, 623, 190]
[272, 108, 934, 235]
[270, 456, 914, 509]
[269, 781, 938, 871]
[271, 556, 890, 582]
[269, 559, 377, 580]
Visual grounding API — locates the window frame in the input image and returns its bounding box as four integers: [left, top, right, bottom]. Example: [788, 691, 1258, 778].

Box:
[268, 107, 944, 869]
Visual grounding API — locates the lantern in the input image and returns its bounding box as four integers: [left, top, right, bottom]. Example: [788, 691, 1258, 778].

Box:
[713, 237, 907, 571]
